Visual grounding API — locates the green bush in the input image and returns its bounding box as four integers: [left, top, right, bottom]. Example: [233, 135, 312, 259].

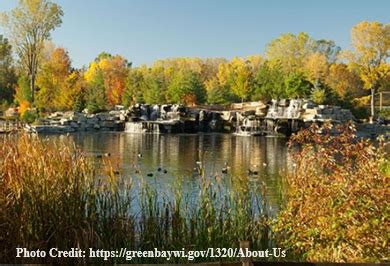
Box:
[311, 87, 326, 104]
[20, 109, 39, 123]
[378, 108, 390, 120]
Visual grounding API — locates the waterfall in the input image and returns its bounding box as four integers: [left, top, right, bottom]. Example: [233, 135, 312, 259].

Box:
[125, 122, 146, 133]
[125, 121, 161, 133]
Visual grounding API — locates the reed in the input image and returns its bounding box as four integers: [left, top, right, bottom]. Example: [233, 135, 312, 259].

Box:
[1, 133, 272, 264]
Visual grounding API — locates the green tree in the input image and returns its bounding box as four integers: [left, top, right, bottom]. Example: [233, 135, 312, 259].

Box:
[0, 35, 17, 104]
[142, 68, 167, 104]
[123, 68, 145, 106]
[0, 0, 63, 103]
[86, 70, 107, 113]
[167, 70, 206, 105]
[253, 62, 286, 100]
[284, 72, 312, 98]
[14, 75, 31, 105]
[205, 77, 234, 105]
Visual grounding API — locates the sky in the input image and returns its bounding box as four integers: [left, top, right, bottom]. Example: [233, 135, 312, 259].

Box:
[0, 0, 389, 68]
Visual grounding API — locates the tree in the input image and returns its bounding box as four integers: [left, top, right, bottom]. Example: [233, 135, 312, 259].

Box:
[57, 71, 86, 111]
[229, 57, 255, 102]
[303, 52, 329, 85]
[253, 62, 286, 100]
[0, 0, 63, 103]
[167, 70, 206, 105]
[14, 75, 31, 105]
[123, 68, 145, 106]
[85, 53, 130, 107]
[314, 39, 340, 64]
[0, 35, 17, 104]
[142, 67, 167, 104]
[265, 32, 317, 73]
[36, 47, 71, 111]
[342, 21, 390, 120]
[326, 63, 364, 100]
[86, 70, 107, 113]
[284, 72, 312, 99]
[205, 77, 233, 105]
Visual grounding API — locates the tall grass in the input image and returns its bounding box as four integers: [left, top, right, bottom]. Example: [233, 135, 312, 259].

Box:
[0, 133, 271, 264]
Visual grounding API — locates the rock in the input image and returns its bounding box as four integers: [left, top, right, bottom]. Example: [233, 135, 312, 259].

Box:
[100, 121, 115, 128]
[114, 105, 125, 111]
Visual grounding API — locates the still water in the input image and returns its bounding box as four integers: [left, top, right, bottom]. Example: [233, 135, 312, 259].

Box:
[47, 132, 291, 212]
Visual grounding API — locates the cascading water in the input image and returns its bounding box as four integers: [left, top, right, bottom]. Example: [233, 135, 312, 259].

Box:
[125, 122, 146, 133]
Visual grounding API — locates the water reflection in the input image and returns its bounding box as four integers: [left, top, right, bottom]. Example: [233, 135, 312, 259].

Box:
[47, 132, 291, 211]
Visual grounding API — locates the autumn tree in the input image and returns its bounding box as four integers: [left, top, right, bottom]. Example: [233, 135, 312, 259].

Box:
[57, 71, 86, 111]
[85, 53, 130, 107]
[35, 47, 71, 111]
[229, 57, 255, 102]
[204, 61, 237, 104]
[342, 21, 390, 120]
[265, 32, 317, 73]
[0, 35, 17, 104]
[326, 63, 364, 100]
[303, 52, 329, 85]
[0, 0, 63, 103]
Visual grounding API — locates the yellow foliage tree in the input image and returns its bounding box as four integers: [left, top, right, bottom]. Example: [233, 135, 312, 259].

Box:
[85, 54, 129, 107]
[303, 52, 329, 84]
[265, 32, 316, 73]
[342, 21, 390, 119]
[36, 47, 71, 111]
[326, 64, 364, 99]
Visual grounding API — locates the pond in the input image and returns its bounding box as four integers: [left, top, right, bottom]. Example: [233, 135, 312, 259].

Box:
[44, 132, 292, 213]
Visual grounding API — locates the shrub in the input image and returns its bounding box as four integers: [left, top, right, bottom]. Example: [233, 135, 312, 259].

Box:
[273, 123, 389, 262]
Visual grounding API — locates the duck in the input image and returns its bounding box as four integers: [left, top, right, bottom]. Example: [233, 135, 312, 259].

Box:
[157, 167, 162, 172]
[137, 153, 143, 158]
[104, 152, 111, 157]
[163, 169, 168, 174]
[146, 173, 153, 177]
[247, 168, 258, 176]
[222, 162, 229, 174]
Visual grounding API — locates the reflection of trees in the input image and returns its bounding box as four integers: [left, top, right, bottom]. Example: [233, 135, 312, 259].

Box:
[50, 133, 289, 211]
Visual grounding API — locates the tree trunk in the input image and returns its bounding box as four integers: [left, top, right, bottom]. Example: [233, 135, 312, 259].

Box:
[30, 73, 35, 103]
[370, 87, 376, 123]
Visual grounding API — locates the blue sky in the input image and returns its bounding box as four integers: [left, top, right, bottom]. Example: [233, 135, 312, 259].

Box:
[1, 0, 389, 68]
